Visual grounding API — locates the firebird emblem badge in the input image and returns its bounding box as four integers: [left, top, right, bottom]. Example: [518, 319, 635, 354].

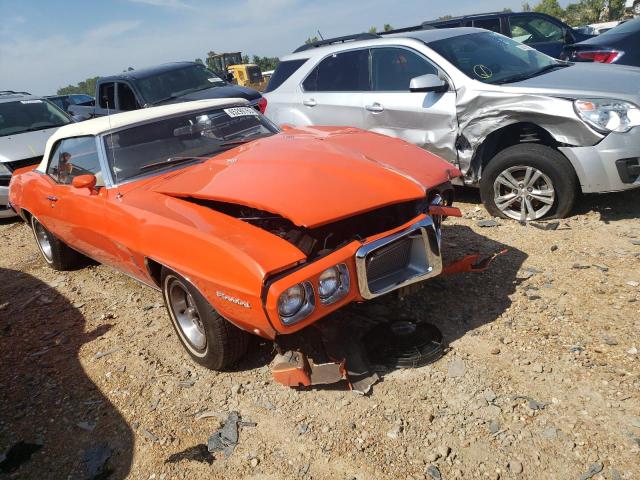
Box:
[216, 291, 251, 309]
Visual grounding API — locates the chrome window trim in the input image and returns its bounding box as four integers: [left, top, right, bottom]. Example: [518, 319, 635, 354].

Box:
[368, 44, 455, 93]
[355, 216, 443, 300]
[300, 46, 372, 94]
[98, 101, 272, 188]
[299, 43, 455, 94]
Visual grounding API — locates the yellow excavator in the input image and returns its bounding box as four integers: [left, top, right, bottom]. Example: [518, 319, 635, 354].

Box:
[209, 53, 268, 91]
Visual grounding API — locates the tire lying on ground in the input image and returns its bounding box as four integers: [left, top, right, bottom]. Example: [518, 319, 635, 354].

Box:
[31, 215, 86, 270]
[479, 143, 578, 221]
[161, 268, 249, 370]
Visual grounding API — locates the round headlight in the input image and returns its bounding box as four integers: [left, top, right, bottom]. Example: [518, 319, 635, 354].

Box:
[278, 284, 305, 318]
[318, 267, 340, 300]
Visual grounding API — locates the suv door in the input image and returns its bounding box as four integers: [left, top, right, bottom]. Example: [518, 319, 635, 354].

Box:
[299, 49, 369, 127]
[96, 81, 116, 115]
[362, 47, 458, 164]
[508, 14, 567, 58]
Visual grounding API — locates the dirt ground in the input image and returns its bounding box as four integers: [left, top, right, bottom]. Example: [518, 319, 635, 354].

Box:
[1, 189, 639, 480]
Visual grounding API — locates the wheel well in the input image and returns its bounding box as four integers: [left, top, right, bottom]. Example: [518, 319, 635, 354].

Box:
[21, 209, 32, 224]
[145, 258, 163, 287]
[472, 123, 559, 180]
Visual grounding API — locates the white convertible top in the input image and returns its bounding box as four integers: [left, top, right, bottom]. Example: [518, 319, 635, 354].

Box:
[36, 98, 248, 172]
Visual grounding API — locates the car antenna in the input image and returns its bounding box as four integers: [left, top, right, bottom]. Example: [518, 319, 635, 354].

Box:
[317, 30, 324, 40]
[105, 97, 122, 199]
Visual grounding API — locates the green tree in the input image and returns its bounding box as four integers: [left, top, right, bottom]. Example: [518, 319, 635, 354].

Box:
[368, 26, 378, 33]
[251, 55, 280, 71]
[57, 76, 100, 96]
[195, 58, 204, 65]
[383, 23, 393, 32]
[304, 36, 319, 45]
[242, 54, 250, 64]
[533, 0, 564, 18]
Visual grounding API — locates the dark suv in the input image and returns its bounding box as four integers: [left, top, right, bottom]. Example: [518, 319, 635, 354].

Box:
[424, 12, 594, 58]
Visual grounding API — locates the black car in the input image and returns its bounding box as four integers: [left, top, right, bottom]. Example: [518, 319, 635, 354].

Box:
[68, 62, 264, 121]
[561, 18, 640, 67]
[423, 11, 594, 58]
[45, 94, 95, 113]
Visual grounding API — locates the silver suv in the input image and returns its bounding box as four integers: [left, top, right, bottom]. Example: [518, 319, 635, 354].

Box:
[264, 28, 640, 221]
[0, 92, 72, 218]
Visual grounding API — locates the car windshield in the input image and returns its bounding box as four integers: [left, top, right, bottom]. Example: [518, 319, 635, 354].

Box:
[427, 31, 562, 85]
[137, 64, 226, 104]
[103, 105, 278, 183]
[600, 17, 640, 36]
[0, 99, 71, 137]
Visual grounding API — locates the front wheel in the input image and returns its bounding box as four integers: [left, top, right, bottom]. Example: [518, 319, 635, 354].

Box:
[479, 144, 578, 221]
[161, 268, 249, 370]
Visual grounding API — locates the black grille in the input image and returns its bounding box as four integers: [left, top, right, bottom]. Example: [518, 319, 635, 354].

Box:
[5, 156, 41, 172]
[366, 237, 412, 284]
[0, 176, 10, 187]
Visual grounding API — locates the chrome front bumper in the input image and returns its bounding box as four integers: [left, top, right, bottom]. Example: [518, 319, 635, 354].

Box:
[355, 216, 442, 300]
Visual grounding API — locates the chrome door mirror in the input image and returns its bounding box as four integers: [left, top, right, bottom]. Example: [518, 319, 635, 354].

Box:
[409, 74, 449, 93]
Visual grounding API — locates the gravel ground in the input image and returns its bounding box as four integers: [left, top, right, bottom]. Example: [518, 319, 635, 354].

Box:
[1, 189, 639, 480]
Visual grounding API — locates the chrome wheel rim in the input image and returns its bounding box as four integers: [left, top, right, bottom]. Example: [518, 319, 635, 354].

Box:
[33, 219, 53, 263]
[166, 277, 206, 352]
[493, 165, 555, 221]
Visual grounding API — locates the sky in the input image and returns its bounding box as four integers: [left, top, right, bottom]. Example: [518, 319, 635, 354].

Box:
[1, 0, 554, 95]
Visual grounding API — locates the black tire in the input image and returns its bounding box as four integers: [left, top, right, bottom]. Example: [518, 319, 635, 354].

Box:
[30, 215, 85, 270]
[480, 144, 578, 221]
[161, 268, 249, 370]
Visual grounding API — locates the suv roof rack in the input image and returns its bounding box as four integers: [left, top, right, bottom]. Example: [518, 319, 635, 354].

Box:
[378, 24, 435, 35]
[293, 33, 381, 53]
[422, 11, 509, 24]
[0, 90, 31, 96]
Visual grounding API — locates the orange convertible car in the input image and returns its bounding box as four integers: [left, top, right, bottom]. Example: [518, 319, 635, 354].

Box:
[9, 99, 462, 370]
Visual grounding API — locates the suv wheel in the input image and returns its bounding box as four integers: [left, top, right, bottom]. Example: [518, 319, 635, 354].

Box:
[480, 144, 578, 221]
[161, 268, 249, 370]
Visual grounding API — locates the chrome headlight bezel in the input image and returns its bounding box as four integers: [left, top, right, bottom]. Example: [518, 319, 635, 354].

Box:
[277, 281, 315, 325]
[318, 264, 350, 305]
[574, 98, 640, 134]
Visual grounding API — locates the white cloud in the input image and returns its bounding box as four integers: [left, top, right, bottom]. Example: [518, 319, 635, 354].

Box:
[0, 0, 531, 94]
[127, 0, 193, 9]
[85, 20, 142, 41]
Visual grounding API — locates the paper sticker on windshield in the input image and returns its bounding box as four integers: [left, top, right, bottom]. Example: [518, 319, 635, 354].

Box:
[224, 107, 258, 118]
[20, 100, 43, 104]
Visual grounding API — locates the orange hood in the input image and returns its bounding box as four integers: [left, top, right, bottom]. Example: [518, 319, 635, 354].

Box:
[152, 127, 457, 228]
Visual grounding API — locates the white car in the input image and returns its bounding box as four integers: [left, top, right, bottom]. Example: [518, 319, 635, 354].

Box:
[264, 28, 640, 221]
[0, 92, 72, 218]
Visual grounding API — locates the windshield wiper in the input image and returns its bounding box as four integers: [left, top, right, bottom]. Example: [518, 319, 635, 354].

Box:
[217, 133, 273, 149]
[494, 63, 570, 85]
[138, 156, 205, 173]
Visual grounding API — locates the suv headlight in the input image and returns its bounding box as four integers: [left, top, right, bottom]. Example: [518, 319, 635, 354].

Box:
[574, 98, 640, 133]
[277, 282, 315, 325]
[0, 163, 11, 176]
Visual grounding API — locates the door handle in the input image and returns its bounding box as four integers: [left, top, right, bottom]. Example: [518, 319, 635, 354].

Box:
[303, 98, 317, 107]
[46, 195, 58, 202]
[365, 103, 384, 113]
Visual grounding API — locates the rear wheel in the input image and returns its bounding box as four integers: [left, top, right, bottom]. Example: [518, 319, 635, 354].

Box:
[31, 215, 85, 270]
[161, 268, 249, 370]
[480, 144, 578, 221]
